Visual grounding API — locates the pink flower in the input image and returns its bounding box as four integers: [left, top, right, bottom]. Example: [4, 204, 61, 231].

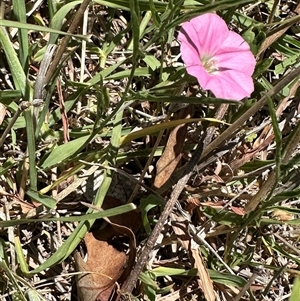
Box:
[178, 13, 256, 100]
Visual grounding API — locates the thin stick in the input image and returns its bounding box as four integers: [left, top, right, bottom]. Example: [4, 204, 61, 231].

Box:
[121, 145, 203, 298]
[232, 271, 258, 301]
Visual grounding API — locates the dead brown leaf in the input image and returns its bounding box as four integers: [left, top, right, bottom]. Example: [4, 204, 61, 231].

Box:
[185, 197, 225, 215]
[75, 237, 127, 301]
[75, 196, 141, 301]
[102, 196, 141, 233]
[272, 208, 294, 221]
[153, 107, 191, 189]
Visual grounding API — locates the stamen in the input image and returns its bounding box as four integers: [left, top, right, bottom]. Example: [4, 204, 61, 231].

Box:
[201, 55, 218, 74]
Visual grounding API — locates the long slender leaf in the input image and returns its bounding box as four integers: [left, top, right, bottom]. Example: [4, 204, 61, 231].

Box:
[12, 0, 28, 68]
[49, 0, 82, 44]
[0, 19, 87, 39]
[120, 118, 230, 145]
[290, 276, 300, 301]
[0, 27, 27, 96]
[0, 203, 136, 227]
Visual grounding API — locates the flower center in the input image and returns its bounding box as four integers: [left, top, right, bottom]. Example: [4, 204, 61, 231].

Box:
[201, 55, 218, 74]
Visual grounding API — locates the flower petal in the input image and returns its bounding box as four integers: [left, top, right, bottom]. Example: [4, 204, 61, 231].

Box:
[204, 69, 254, 100]
[186, 13, 229, 56]
[178, 21, 201, 57]
[214, 30, 256, 75]
[179, 39, 201, 69]
[215, 50, 256, 75]
[186, 64, 211, 88]
[218, 31, 252, 53]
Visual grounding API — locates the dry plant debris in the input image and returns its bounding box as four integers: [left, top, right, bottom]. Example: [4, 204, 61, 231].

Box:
[0, 0, 300, 301]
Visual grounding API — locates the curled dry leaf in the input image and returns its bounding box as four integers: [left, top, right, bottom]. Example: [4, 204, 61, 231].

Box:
[75, 196, 141, 301]
[75, 239, 127, 301]
[230, 134, 274, 172]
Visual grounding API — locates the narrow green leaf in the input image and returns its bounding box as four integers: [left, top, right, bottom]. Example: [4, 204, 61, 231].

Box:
[267, 187, 300, 205]
[133, 92, 240, 104]
[281, 153, 300, 174]
[12, 0, 28, 68]
[290, 276, 300, 301]
[208, 269, 247, 287]
[41, 136, 90, 169]
[49, 0, 82, 44]
[15, 236, 29, 275]
[274, 54, 299, 75]
[129, 0, 140, 59]
[261, 264, 287, 297]
[140, 195, 163, 235]
[26, 289, 45, 301]
[0, 90, 22, 99]
[151, 267, 247, 287]
[241, 160, 274, 172]
[0, 238, 9, 263]
[120, 118, 230, 145]
[106, 67, 151, 80]
[152, 267, 197, 277]
[26, 189, 56, 209]
[0, 204, 136, 228]
[149, 0, 160, 27]
[0, 158, 17, 176]
[166, 0, 255, 30]
[0, 27, 27, 96]
[139, 271, 159, 289]
[253, 58, 273, 78]
[0, 19, 86, 40]
[143, 55, 161, 71]
[93, 0, 167, 11]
